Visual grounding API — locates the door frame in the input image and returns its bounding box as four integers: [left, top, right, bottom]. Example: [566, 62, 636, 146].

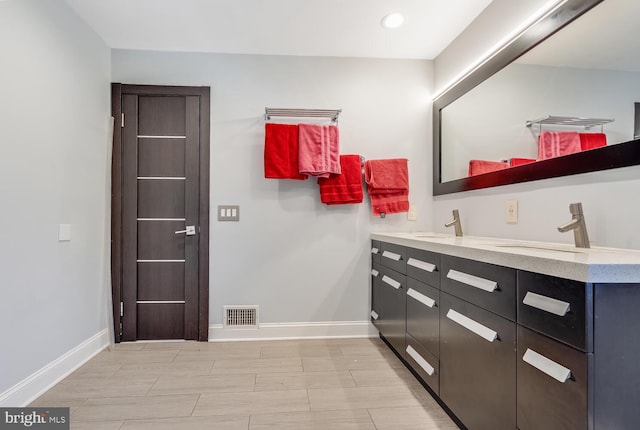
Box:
[111, 83, 210, 342]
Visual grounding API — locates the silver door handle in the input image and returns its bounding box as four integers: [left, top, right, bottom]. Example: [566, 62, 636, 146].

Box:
[175, 225, 196, 236]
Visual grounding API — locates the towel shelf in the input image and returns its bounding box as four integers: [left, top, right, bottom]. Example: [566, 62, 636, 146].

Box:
[526, 116, 614, 133]
[265, 107, 342, 124]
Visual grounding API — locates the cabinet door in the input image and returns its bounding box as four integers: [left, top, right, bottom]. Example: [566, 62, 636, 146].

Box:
[517, 326, 590, 430]
[406, 334, 440, 395]
[406, 278, 439, 356]
[370, 263, 383, 331]
[440, 292, 516, 430]
[378, 266, 406, 357]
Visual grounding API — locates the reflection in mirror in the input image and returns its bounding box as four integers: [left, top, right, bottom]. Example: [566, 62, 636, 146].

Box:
[441, 0, 640, 182]
[434, 0, 640, 195]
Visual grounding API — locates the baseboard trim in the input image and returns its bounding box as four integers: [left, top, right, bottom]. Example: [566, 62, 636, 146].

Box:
[208, 320, 377, 342]
[0, 329, 110, 407]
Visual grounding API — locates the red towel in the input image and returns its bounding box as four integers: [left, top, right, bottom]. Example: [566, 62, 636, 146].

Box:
[538, 131, 581, 160]
[364, 159, 409, 216]
[264, 123, 307, 180]
[579, 133, 607, 151]
[509, 158, 536, 167]
[468, 160, 509, 176]
[298, 124, 341, 178]
[317, 155, 363, 205]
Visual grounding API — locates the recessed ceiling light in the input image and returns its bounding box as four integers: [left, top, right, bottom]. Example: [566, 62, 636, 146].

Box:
[381, 12, 405, 29]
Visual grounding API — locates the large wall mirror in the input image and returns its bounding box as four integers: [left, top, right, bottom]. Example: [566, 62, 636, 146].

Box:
[433, 0, 640, 195]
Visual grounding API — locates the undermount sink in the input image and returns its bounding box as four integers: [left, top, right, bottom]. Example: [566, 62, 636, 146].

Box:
[412, 233, 451, 239]
[490, 243, 587, 254]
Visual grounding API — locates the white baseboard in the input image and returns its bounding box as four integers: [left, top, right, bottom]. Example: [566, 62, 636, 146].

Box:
[0, 329, 110, 407]
[209, 320, 377, 342]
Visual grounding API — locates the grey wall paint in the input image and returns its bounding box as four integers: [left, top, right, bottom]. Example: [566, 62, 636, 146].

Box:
[0, 0, 111, 394]
[433, 0, 640, 250]
[112, 51, 433, 325]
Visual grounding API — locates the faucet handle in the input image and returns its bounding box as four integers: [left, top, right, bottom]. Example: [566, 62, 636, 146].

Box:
[569, 202, 584, 215]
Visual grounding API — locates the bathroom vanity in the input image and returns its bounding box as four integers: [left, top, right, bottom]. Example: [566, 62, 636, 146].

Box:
[370, 233, 640, 430]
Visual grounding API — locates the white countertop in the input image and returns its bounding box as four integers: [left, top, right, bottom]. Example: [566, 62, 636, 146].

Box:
[371, 232, 640, 283]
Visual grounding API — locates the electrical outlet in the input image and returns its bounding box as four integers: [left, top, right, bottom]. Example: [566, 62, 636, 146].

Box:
[505, 200, 518, 223]
[407, 205, 417, 221]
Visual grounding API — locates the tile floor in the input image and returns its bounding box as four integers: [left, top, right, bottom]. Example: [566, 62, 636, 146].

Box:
[30, 337, 459, 430]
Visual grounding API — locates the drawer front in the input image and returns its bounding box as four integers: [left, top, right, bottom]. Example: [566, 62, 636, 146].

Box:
[380, 242, 407, 274]
[518, 271, 592, 352]
[405, 334, 439, 395]
[517, 326, 590, 430]
[441, 255, 516, 321]
[371, 240, 381, 265]
[440, 292, 516, 430]
[406, 278, 439, 356]
[378, 265, 407, 357]
[406, 248, 440, 287]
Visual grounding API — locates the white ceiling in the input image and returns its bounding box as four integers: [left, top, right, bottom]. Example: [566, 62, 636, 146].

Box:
[64, 0, 493, 60]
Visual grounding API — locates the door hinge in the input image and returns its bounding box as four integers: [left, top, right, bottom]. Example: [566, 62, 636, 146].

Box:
[121, 113, 125, 128]
[120, 302, 124, 317]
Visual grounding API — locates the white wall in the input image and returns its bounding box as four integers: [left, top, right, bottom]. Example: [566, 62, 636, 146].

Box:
[433, 1, 640, 250]
[112, 51, 433, 326]
[0, 0, 111, 397]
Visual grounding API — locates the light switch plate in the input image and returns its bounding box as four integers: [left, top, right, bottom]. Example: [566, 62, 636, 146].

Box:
[58, 224, 71, 241]
[407, 205, 417, 221]
[505, 200, 518, 223]
[218, 205, 240, 221]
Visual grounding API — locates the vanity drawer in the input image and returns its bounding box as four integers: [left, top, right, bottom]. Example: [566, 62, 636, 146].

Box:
[406, 247, 440, 287]
[406, 278, 439, 356]
[371, 240, 381, 264]
[379, 242, 407, 274]
[518, 271, 593, 352]
[517, 325, 590, 430]
[377, 265, 407, 357]
[405, 334, 439, 395]
[441, 255, 516, 321]
[440, 292, 516, 430]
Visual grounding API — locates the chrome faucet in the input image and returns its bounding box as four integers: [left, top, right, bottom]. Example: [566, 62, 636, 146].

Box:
[557, 203, 590, 248]
[445, 209, 463, 237]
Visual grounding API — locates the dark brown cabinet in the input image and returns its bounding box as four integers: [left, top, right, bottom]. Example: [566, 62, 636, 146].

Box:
[370, 239, 640, 430]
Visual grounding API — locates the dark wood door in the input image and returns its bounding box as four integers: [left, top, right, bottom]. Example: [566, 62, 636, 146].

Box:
[112, 84, 210, 342]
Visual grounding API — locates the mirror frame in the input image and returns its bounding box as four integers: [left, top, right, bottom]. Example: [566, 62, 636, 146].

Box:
[433, 0, 640, 195]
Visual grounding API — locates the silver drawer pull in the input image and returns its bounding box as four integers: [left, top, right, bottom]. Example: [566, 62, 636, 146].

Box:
[523, 348, 572, 383]
[382, 275, 401, 290]
[371, 247, 379, 254]
[407, 288, 435, 308]
[523, 292, 570, 317]
[407, 258, 436, 273]
[371, 269, 379, 277]
[447, 269, 498, 293]
[406, 345, 435, 376]
[370, 310, 379, 320]
[382, 250, 402, 261]
[446, 309, 497, 342]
